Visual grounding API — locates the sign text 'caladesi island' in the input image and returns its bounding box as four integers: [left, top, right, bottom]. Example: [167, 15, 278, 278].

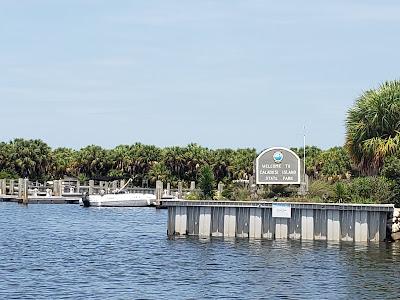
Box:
[255, 147, 300, 185]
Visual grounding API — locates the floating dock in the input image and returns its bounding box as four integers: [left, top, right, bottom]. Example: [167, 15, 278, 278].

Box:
[162, 200, 394, 242]
[0, 195, 81, 204]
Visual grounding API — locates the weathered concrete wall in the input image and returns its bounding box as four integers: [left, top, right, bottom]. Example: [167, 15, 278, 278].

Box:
[164, 201, 394, 242]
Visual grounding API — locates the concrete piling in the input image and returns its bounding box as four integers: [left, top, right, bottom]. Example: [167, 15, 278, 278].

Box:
[155, 180, 163, 200]
[9, 179, 14, 195]
[275, 218, 288, 239]
[0, 179, 6, 195]
[18, 178, 24, 199]
[166, 183, 171, 195]
[120, 180, 125, 189]
[249, 208, 262, 239]
[53, 180, 62, 197]
[22, 178, 28, 204]
[301, 209, 314, 240]
[354, 211, 368, 242]
[89, 180, 94, 195]
[174, 206, 187, 235]
[327, 210, 340, 241]
[224, 207, 236, 237]
[198, 207, 211, 237]
[177, 182, 183, 199]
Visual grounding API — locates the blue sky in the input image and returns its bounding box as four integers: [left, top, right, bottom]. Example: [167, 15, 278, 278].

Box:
[1, 0, 399, 151]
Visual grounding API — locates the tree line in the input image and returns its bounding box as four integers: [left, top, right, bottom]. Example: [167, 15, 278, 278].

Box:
[0, 139, 353, 185]
[0, 141, 256, 186]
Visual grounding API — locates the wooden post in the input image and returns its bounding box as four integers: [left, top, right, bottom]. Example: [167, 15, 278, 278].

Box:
[3, 179, 6, 195]
[18, 178, 24, 199]
[249, 175, 257, 199]
[89, 180, 94, 195]
[22, 178, 28, 204]
[218, 182, 224, 194]
[156, 180, 163, 200]
[59, 179, 64, 196]
[112, 180, 118, 191]
[178, 181, 183, 199]
[53, 180, 59, 196]
[190, 181, 195, 190]
[9, 179, 14, 195]
[56, 180, 60, 196]
[166, 182, 171, 195]
[0, 179, 6, 195]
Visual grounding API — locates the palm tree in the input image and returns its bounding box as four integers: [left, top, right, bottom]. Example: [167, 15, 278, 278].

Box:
[108, 145, 131, 177]
[163, 146, 186, 180]
[291, 146, 322, 178]
[51, 147, 76, 178]
[346, 80, 400, 175]
[74, 145, 110, 179]
[8, 138, 51, 180]
[198, 164, 215, 199]
[229, 148, 257, 180]
[182, 143, 210, 182]
[211, 149, 234, 183]
[148, 162, 171, 184]
[124, 143, 162, 185]
[0, 142, 11, 171]
[315, 147, 352, 178]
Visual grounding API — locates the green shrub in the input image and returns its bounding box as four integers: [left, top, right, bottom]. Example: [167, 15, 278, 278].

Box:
[348, 176, 394, 204]
[220, 184, 252, 201]
[308, 180, 335, 201]
[107, 169, 124, 179]
[184, 191, 202, 200]
[316, 147, 352, 178]
[381, 156, 400, 181]
[0, 170, 19, 179]
[381, 156, 400, 207]
[77, 173, 88, 182]
[334, 181, 350, 202]
[221, 184, 234, 200]
[213, 191, 226, 200]
[270, 185, 294, 198]
[198, 165, 215, 199]
[232, 187, 251, 201]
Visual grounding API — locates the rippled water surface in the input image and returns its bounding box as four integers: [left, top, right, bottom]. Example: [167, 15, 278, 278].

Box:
[1, 202, 400, 299]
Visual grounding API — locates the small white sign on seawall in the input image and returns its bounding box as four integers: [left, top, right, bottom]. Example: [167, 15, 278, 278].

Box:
[272, 203, 291, 218]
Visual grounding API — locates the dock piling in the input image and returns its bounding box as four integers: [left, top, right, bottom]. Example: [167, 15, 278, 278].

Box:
[22, 178, 28, 204]
[0, 179, 6, 195]
[177, 182, 183, 199]
[155, 180, 163, 200]
[9, 179, 14, 195]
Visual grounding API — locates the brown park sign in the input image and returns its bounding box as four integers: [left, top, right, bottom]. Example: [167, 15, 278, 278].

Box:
[255, 147, 301, 185]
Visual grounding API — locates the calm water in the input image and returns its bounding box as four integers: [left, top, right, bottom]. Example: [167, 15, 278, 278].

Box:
[1, 202, 400, 299]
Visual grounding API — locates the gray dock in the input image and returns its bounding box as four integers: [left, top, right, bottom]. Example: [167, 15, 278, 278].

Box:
[0, 178, 193, 205]
[162, 200, 394, 242]
[0, 195, 81, 204]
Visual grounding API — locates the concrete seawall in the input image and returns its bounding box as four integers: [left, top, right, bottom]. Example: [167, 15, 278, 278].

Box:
[162, 201, 394, 242]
